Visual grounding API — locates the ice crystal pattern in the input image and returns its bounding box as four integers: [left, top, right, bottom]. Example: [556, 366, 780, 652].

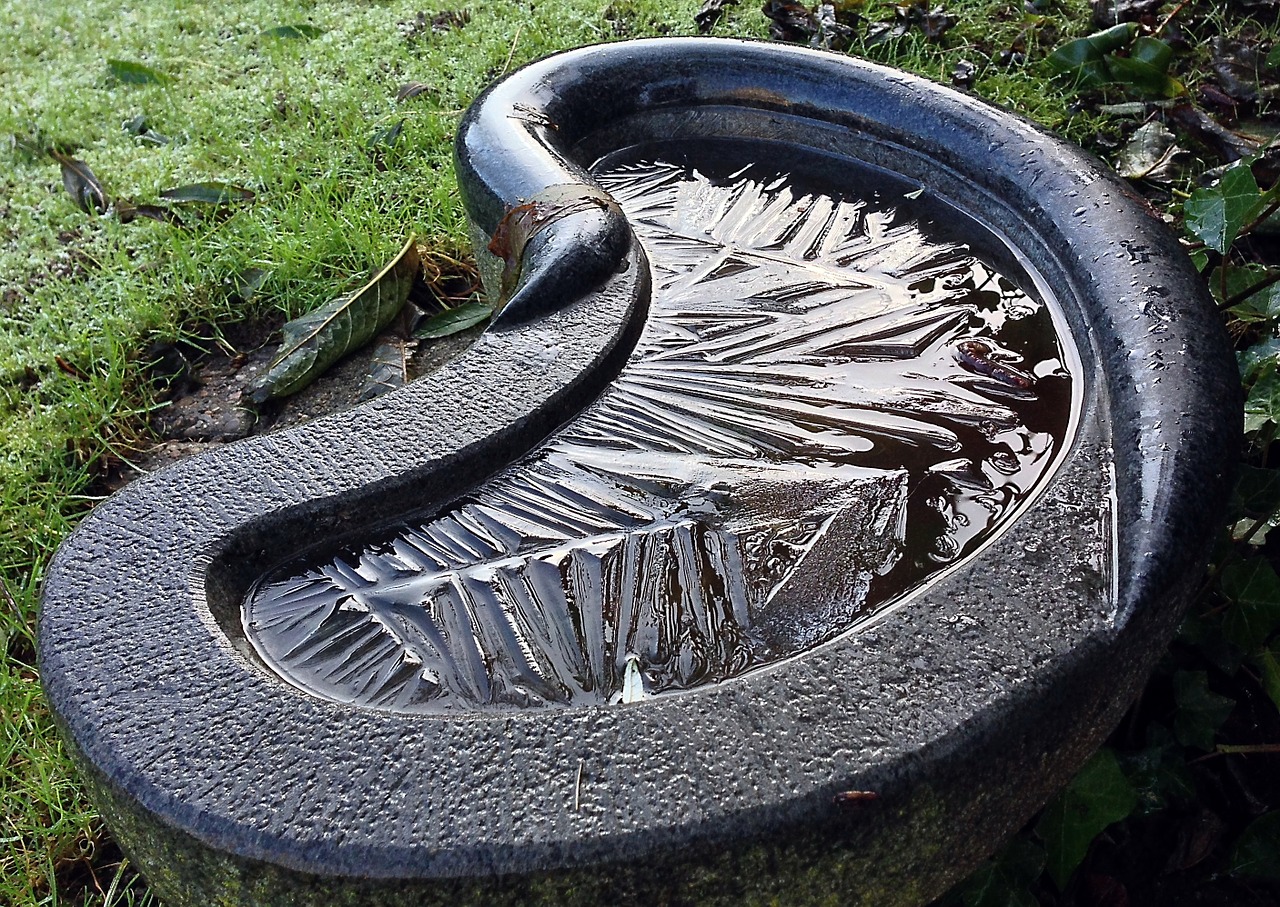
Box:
[244, 156, 1074, 713]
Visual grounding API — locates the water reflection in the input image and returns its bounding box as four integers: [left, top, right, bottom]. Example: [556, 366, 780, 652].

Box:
[243, 148, 1075, 713]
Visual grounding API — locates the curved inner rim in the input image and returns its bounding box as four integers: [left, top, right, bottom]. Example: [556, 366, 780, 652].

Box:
[240, 137, 1081, 714]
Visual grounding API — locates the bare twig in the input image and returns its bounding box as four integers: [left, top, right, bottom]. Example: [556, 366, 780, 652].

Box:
[499, 24, 524, 78]
[1221, 268, 1280, 311]
[1155, 0, 1192, 36]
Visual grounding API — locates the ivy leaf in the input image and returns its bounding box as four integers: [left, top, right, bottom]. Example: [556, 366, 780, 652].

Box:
[1254, 647, 1280, 712]
[1244, 363, 1280, 433]
[412, 301, 493, 339]
[1036, 748, 1137, 890]
[107, 59, 172, 85]
[49, 152, 110, 215]
[1220, 557, 1280, 651]
[1121, 731, 1196, 816]
[1231, 464, 1280, 521]
[246, 236, 421, 403]
[1172, 670, 1235, 750]
[1240, 338, 1280, 383]
[1179, 610, 1245, 676]
[1229, 812, 1280, 879]
[1184, 164, 1266, 254]
[954, 838, 1045, 907]
[160, 182, 256, 205]
[262, 24, 325, 39]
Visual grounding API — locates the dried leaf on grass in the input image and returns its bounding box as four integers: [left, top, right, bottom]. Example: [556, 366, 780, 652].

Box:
[1210, 37, 1278, 104]
[1115, 121, 1188, 181]
[245, 236, 422, 404]
[399, 9, 471, 40]
[50, 152, 109, 214]
[762, 0, 820, 42]
[123, 114, 171, 146]
[117, 203, 183, 226]
[396, 82, 433, 102]
[1166, 103, 1261, 163]
[160, 182, 256, 205]
[695, 0, 739, 33]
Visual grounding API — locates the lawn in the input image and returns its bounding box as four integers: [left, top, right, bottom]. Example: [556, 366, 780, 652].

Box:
[2, 0, 1279, 904]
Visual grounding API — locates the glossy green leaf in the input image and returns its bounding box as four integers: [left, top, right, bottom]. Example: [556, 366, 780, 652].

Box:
[1130, 35, 1173, 70]
[107, 59, 172, 85]
[1106, 57, 1182, 98]
[413, 301, 493, 338]
[1107, 37, 1181, 97]
[955, 838, 1045, 907]
[1172, 670, 1235, 750]
[1220, 557, 1280, 651]
[1184, 164, 1265, 254]
[1045, 40, 1110, 86]
[1036, 748, 1137, 890]
[160, 182, 255, 205]
[1230, 812, 1280, 879]
[262, 24, 325, 39]
[246, 236, 421, 403]
[50, 152, 109, 214]
[1045, 23, 1138, 86]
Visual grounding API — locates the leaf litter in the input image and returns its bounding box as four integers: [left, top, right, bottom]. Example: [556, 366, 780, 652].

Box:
[245, 235, 423, 404]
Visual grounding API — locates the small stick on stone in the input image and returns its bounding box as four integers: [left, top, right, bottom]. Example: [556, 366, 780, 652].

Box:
[574, 759, 583, 812]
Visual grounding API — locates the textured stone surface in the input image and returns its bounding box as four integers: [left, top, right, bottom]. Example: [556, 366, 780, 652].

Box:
[39, 38, 1239, 906]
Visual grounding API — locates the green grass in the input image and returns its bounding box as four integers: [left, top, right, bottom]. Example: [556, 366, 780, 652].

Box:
[0, 1, 1094, 904]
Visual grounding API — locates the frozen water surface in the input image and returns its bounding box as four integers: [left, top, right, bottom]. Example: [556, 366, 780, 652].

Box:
[243, 142, 1078, 713]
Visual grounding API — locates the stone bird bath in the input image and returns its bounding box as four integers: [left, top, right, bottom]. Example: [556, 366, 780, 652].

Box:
[40, 37, 1238, 907]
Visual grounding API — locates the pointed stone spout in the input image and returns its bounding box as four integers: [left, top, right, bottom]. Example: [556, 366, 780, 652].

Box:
[40, 38, 1238, 907]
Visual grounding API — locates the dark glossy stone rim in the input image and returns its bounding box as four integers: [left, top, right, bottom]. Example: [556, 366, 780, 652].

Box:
[39, 37, 1239, 905]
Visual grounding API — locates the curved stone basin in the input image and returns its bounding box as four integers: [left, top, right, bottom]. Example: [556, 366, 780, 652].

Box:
[39, 37, 1238, 907]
